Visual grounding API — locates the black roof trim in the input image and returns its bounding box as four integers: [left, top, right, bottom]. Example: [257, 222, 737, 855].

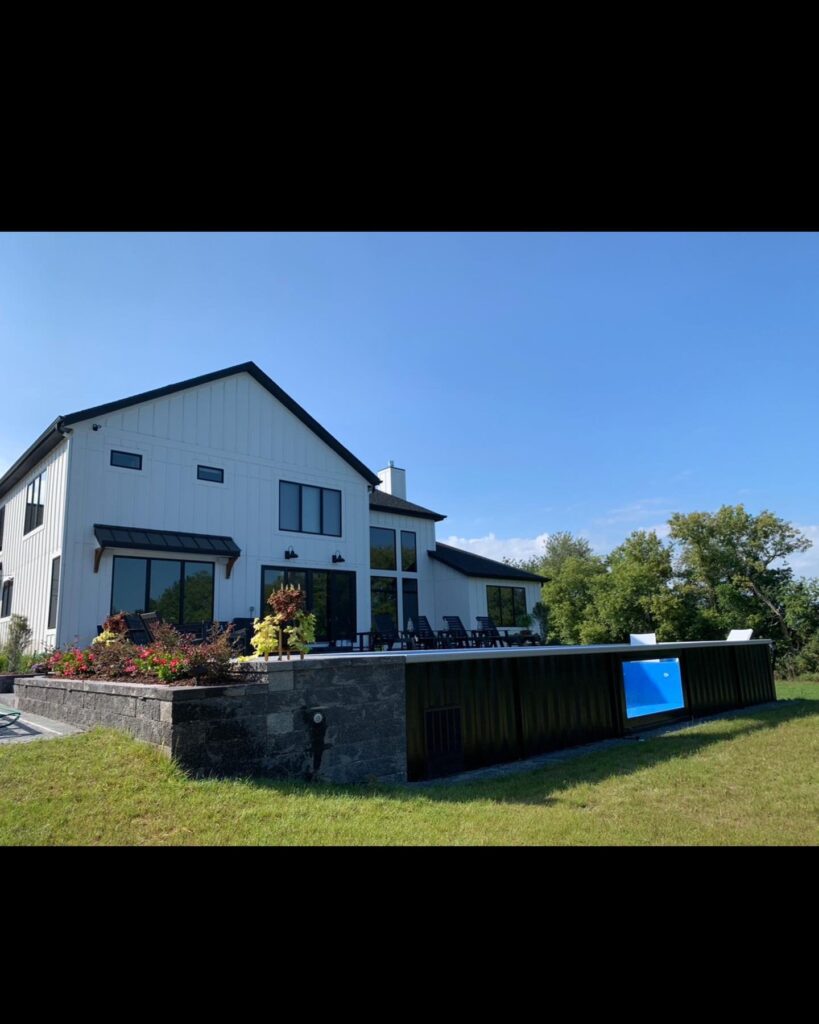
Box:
[94, 524, 241, 557]
[428, 542, 548, 582]
[61, 362, 381, 486]
[0, 418, 66, 502]
[369, 490, 446, 522]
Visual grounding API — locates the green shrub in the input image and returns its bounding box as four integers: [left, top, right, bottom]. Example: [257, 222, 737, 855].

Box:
[2, 614, 33, 673]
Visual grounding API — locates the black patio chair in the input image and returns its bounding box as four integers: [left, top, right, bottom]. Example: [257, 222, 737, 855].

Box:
[124, 613, 151, 645]
[440, 616, 473, 648]
[226, 618, 253, 656]
[372, 614, 405, 651]
[138, 611, 163, 640]
[474, 616, 511, 647]
[406, 615, 438, 649]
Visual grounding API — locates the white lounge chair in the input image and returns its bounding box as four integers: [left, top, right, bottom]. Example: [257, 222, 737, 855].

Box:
[629, 633, 657, 645]
[727, 629, 753, 641]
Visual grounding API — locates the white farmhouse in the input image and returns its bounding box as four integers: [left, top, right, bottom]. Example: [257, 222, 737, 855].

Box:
[0, 363, 544, 651]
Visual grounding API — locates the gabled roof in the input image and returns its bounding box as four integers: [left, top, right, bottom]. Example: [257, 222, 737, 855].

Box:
[369, 490, 446, 522]
[428, 542, 547, 582]
[0, 362, 381, 500]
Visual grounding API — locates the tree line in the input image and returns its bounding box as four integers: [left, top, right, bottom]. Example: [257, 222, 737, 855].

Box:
[510, 505, 819, 677]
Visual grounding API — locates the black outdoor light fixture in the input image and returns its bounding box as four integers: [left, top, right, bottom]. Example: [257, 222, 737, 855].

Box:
[285, 546, 298, 560]
[332, 551, 345, 563]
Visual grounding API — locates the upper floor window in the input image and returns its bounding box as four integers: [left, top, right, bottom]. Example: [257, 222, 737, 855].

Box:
[486, 585, 528, 627]
[24, 470, 47, 534]
[111, 450, 142, 471]
[197, 465, 224, 483]
[0, 505, 4, 550]
[279, 481, 342, 537]
[401, 530, 417, 572]
[1, 578, 12, 618]
[370, 527, 396, 570]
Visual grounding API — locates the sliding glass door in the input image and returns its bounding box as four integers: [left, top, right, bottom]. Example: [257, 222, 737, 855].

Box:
[261, 566, 357, 642]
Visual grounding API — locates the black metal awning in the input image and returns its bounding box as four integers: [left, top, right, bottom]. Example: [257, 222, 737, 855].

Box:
[93, 524, 241, 577]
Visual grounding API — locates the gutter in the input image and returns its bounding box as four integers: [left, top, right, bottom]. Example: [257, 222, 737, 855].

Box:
[0, 417, 65, 502]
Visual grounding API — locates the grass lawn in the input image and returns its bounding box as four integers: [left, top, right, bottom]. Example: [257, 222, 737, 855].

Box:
[1, 680, 816, 846]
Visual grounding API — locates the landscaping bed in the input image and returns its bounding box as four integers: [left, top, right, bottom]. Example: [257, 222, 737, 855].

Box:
[48, 616, 247, 687]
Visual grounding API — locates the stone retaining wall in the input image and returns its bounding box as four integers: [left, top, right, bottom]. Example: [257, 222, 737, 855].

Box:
[14, 656, 407, 784]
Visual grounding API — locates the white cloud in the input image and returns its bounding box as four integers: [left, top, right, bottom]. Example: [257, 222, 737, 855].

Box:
[440, 532, 550, 564]
[594, 498, 676, 527]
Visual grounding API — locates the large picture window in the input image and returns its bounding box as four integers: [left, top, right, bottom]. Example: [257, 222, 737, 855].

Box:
[279, 481, 342, 536]
[111, 557, 214, 623]
[370, 527, 396, 570]
[24, 470, 47, 534]
[486, 585, 528, 627]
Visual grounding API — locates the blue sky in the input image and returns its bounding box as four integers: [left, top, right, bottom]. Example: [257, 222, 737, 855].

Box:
[1, 232, 816, 575]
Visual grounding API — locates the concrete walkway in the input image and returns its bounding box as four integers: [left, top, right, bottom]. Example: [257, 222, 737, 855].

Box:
[411, 700, 786, 787]
[0, 695, 82, 745]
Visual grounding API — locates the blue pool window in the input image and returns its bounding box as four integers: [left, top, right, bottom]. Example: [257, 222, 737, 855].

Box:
[622, 658, 685, 719]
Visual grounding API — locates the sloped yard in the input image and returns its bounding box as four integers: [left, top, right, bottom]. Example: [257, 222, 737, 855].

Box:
[0, 681, 816, 846]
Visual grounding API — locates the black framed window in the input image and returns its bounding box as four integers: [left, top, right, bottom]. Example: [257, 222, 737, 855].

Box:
[1, 579, 12, 618]
[402, 577, 419, 630]
[24, 470, 47, 534]
[47, 556, 61, 629]
[0, 505, 5, 550]
[110, 450, 142, 470]
[486, 585, 528, 627]
[371, 576, 398, 630]
[278, 480, 342, 537]
[401, 530, 417, 572]
[261, 566, 356, 643]
[197, 465, 224, 483]
[111, 556, 214, 623]
[370, 527, 396, 570]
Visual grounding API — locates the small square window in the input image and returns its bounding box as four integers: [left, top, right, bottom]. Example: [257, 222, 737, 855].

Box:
[111, 450, 142, 470]
[197, 465, 224, 483]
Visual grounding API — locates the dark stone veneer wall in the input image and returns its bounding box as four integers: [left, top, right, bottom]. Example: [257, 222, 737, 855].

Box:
[14, 657, 407, 784]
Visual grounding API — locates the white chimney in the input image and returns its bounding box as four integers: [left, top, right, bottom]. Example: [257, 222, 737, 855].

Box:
[377, 460, 407, 500]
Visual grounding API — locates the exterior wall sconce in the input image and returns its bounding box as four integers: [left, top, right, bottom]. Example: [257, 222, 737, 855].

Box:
[285, 547, 298, 560]
[332, 551, 345, 563]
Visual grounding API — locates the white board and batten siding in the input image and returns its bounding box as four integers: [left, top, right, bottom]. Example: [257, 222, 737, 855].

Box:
[0, 439, 70, 651]
[429, 558, 541, 634]
[59, 372, 373, 647]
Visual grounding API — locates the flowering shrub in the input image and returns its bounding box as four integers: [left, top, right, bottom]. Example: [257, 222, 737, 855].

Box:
[48, 648, 97, 678]
[129, 646, 191, 683]
[47, 622, 240, 685]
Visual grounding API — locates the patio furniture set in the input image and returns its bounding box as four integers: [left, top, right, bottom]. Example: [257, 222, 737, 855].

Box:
[99, 612, 543, 656]
[358, 614, 544, 652]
